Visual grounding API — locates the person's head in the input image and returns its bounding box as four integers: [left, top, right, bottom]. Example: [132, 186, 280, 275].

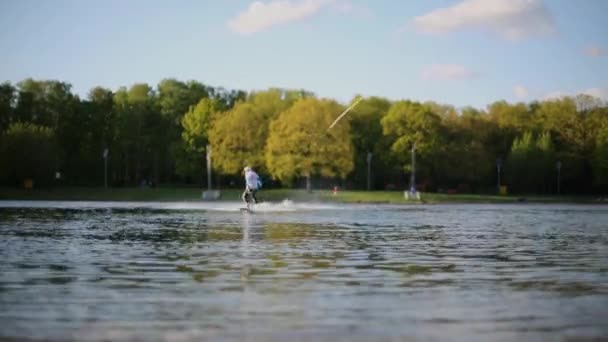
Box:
[244, 166, 252, 173]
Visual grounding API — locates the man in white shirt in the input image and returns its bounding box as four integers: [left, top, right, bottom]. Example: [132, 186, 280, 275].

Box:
[242, 166, 261, 208]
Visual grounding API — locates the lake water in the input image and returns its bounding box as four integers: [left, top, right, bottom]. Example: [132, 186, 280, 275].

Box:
[1, 200, 607, 341]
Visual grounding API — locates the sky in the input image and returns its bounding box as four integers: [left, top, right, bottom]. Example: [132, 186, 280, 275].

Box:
[1, 0, 607, 109]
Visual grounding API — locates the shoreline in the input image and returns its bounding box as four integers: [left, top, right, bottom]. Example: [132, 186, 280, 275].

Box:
[1, 187, 605, 205]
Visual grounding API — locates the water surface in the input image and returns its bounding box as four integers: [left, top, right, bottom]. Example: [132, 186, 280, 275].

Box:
[1, 200, 607, 341]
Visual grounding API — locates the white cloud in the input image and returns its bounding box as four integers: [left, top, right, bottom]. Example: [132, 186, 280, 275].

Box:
[513, 85, 529, 99]
[421, 64, 479, 80]
[411, 0, 555, 41]
[584, 46, 608, 57]
[227, 0, 336, 35]
[330, 0, 373, 18]
[331, 0, 354, 13]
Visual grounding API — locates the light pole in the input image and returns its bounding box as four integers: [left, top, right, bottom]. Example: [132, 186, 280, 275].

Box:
[103, 148, 109, 189]
[206, 144, 212, 191]
[366, 151, 373, 191]
[202, 144, 220, 200]
[410, 143, 416, 194]
[556, 160, 561, 195]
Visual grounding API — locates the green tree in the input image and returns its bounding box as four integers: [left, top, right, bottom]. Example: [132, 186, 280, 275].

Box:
[381, 100, 443, 187]
[14, 78, 45, 124]
[485, 100, 535, 159]
[13, 79, 77, 130]
[506, 131, 555, 193]
[437, 107, 494, 191]
[181, 98, 218, 153]
[113, 84, 162, 185]
[176, 98, 218, 180]
[208, 102, 269, 176]
[4, 76, 608, 195]
[206, 88, 305, 178]
[536, 96, 600, 192]
[0, 123, 56, 186]
[348, 96, 395, 189]
[535, 131, 556, 193]
[87, 87, 115, 149]
[157, 79, 207, 126]
[67, 87, 115, 185]
[246, 88, 295, 119]
[382, 101, 443, 157]
[592, 124, 608, 186]
[210, 87, 247, 111]
[156, 79, 212, 183]
[113, 87, 130, 183]
[0, 82, 16, 133]
[506, 132, 533, 193]
[265, 97, 354, 190]
[537, 97, 580, 149]
[424, 101, 458, 119]
[488, 100, 535, 132]
[13, 80, 80, 182]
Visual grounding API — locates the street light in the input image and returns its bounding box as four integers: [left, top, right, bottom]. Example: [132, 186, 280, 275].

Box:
[206, 144, 212, 191]
[202, 145, 220, 200]
[403, 143, 420, 200]
[410, 143, 416, 194]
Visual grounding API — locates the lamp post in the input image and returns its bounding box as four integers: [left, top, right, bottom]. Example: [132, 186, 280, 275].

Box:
[410, 143, 416, 194]
[202, 144, 220, 200]
[206, 145, 212, 191]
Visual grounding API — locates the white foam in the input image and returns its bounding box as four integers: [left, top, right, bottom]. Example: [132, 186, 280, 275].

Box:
[0, 199, 349, 212]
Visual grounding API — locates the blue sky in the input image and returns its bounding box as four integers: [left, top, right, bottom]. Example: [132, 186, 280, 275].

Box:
[1, 0, 607, 108]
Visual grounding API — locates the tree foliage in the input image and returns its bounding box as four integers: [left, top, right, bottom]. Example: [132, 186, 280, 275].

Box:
[0, 82, 16, 132]
[506, 132, 555, 193]
[181, 98, 218, 153]
[0, 123, 56, 186]
[176, 98, 218, 180]
[265, 98, 354, 185]
[208, 103, 269, 175]
[348, 96, 395, 188]
[381, 100, 443, 176]
[593, 124, 608, 185]
[1, 77, 608, 194]
[207, 89, 304, 177]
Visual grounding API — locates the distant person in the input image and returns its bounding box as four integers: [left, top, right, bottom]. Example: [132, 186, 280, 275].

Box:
[242, 166, 262, 208]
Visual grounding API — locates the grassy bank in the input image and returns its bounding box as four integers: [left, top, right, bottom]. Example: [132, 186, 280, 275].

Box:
[0, 187, 603, 204]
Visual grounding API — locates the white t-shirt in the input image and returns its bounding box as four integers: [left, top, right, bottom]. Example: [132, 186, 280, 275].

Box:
[245, 170, 260, 190]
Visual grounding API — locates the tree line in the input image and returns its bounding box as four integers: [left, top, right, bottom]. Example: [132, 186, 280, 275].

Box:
[1, 78, 607, 194]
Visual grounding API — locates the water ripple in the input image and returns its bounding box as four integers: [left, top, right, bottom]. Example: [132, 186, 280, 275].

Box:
[0, 203, 607, 341]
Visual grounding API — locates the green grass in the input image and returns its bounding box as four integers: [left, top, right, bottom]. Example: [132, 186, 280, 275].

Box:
[0, 186, 602, 204]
